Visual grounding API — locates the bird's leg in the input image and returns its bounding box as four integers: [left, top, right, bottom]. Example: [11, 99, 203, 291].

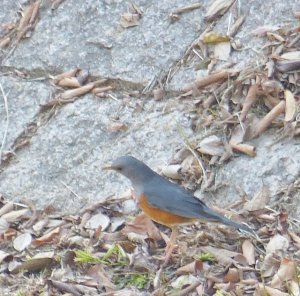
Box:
[163, 226, 178, 266]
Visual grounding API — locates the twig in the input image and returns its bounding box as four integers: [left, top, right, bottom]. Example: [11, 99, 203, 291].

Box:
[60, 181, 84, 200]
[0, 83, 9, 164]
[176, 123, 208, 184]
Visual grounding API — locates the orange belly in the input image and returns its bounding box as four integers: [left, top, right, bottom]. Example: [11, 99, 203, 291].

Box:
[138, 194, 195, 226]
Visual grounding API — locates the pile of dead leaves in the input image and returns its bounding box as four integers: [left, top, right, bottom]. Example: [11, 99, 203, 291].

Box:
[0, 183, 300, 296]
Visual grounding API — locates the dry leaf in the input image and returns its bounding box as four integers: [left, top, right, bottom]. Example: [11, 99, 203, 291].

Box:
[60, 83, 94, 100]
[1, 209, 30, 222]
[107, 122, 128, 133]
[197, 135, 225, 156]
[87, 265, 116, 291]
[284, 89, 296, 122]
[161, 164, 182, 180]
[224, 268, 240, 283]
[176, 260, 203, 275]
[242, 239, 255, 265]
[271, 258, 296, 288]
[13, 233, 32, 252]
[214, 42, 231, 61]
[0, 250, 13, 264]
[0, 217, 9, 234]
[171, 274, 199, 289]
[289, 280, 300, 296]
[202, 32, 230, 44]
[205, 0, 235, 21]
[280, 51, 300, 60]
[32, 226, 61, 247]
[57, 77, 81, 88]
[0, 201, 14, 216]
[122, 213, 162, 242]
[243, 185, 270, 211]
[200, 246, 239, 265]
[266, 234, 289, 256]
[288, 231, 300, 248]
[120, 13, 140, 28]
[255, 284, 289, 296]
[251, 25, 280, 37]
[276, 59, 300, 72]
[85, 212, 110, 230]
[11, 251, 55, 274]
[51, 68, 79, 84]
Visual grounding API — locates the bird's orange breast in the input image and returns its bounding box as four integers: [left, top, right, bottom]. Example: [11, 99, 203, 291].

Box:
[138, 194, 196, 226]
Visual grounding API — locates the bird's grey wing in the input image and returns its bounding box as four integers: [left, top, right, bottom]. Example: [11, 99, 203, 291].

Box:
[144, 176, 254, 233]
[144, 176, 214, 219]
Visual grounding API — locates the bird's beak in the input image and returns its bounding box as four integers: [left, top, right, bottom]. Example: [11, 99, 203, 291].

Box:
[102, 164, 114, 171]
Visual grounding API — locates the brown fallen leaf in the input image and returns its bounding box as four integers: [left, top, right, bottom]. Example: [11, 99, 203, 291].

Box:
[228, 15, 246, 37]
[271, 258, 296, 288]
[1, 209, 30, 223]
[87, 265, 116, 291]
[265, 234, 289, 256]
[0, 228, 17, 242]
[224, 267, 240, 283]
[51, 0, 66, 10]
[92, 86, 113, 95]
[13, 232, 32, 252]
[276, 59, 300, 72]
[161, 164, 182, 180]
[0, 201, 14, 216]
[255, 284, 289, 296]
[32, 226, 61, 247]
[0, 250, 13, 264]
[47, 280, 83, 296]
[120, 13, 140, 28]
[122, 213, 163, 243]
[51, 68, 79, 84]
[107, 122, 128, 133]
[0, 37, 10, 48]
[284, 89, 296, 122]
[242, 239, 255, 265]
[251, 25, 280, 37]
[243, 185, 270, 211]
[17, 3, 35, 38]
[288, 231, 300, 248]
[196, 135, 225, 156]
[0, 217, 9, 234]
[214, 41, 231, 61]
[200, 246, 240, 265]
[170, 3, 202, 18]
[85, 212, 110, 230]
[261, 253, 281, 278]
[57, 77, 81, 88]
[60, 83, 94, 100]
[202, 31, 230, 44]
[205, 0, 235, 22]
[10, 252, 55, 274]
[176, 260, 203, 275]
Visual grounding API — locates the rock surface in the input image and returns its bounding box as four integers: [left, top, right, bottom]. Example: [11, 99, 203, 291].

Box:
[0, 0, 299, 215]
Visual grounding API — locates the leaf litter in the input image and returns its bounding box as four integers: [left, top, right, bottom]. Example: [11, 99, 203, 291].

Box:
[1, 1, 300, 296]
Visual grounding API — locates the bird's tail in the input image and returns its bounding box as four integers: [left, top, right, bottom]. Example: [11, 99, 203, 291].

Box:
[201, 207, 254, 234]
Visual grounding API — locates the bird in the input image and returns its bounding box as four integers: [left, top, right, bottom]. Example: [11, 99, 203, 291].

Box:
[103, 155, 253, 264]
